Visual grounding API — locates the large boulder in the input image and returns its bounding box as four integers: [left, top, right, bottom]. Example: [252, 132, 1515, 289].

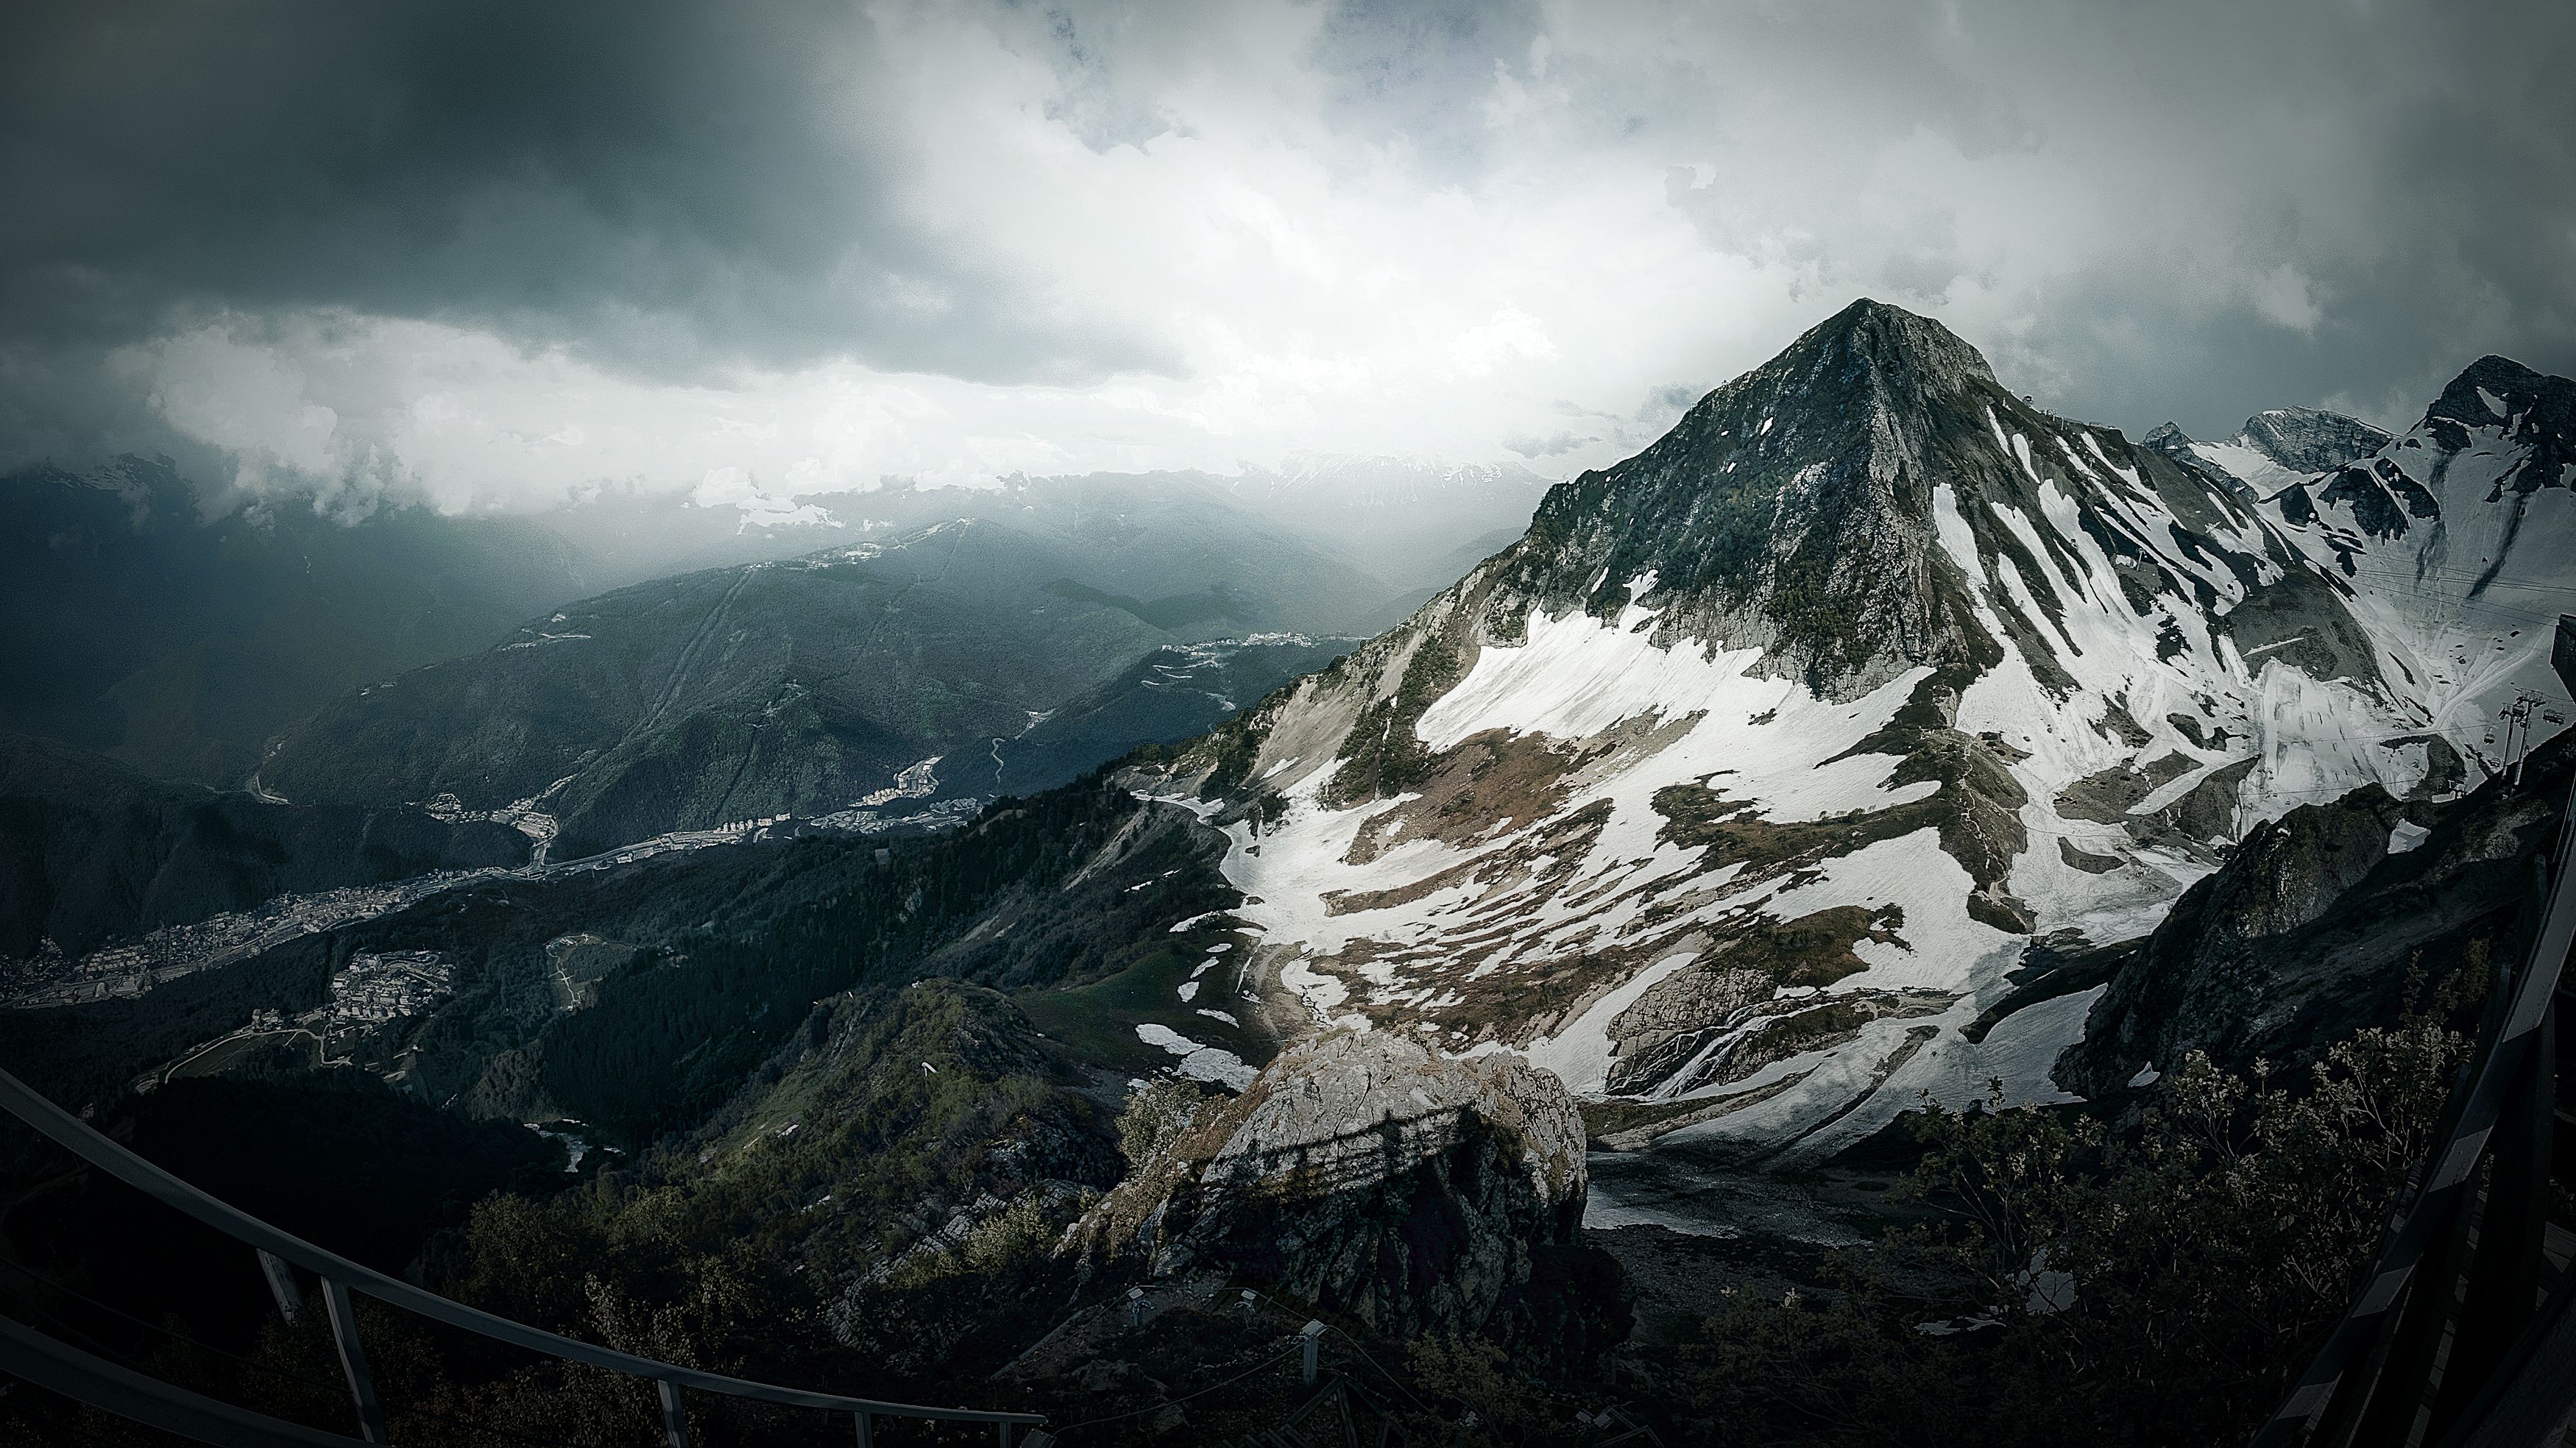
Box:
[1067, 1032, 1626, 1364]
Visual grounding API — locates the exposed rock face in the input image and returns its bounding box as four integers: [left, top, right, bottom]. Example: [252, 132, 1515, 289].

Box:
[1486, 297, 2013, 699]
[1069, 1032, 1626, 1363]
[2420, 355, 2576, 491]
[2059, 733, 2573, 1097]
[2238, 405, 2396, 475]
[2142, 420, 2255, 499]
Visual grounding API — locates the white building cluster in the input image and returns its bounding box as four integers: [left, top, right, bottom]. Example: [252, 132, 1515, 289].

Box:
[329, 951, 455, 1025]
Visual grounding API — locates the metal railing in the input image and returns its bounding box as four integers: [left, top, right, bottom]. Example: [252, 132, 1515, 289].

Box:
[0, 1065, 1045, 1447]
[2249, 614, 2576, 1447]
[0, 1310, 367, 1447]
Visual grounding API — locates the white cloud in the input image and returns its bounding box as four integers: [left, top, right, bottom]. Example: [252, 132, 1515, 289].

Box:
[118, 326, 340, 485]
[1448, 308, 1560, 378]
[2248, 263, 2324, 334]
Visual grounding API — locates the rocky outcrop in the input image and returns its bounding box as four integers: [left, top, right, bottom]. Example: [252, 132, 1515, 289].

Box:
[2420, 355, 2575, 492]
[2059, 734, 2573, 1097]
[2143, 421, 2256, 499]
[1067, 1032, 1627, 1364]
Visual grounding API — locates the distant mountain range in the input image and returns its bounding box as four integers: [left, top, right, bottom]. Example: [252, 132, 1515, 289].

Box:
[0, 456, 594, 787]
[537, 462, 1546, 634]
[2144, 405, 2395, 498]
[255, 519, 1217, 858]
[7, 302, 2572, 1438]
[0, 447, 1538, 901]
[15, 298, 2568, 1188]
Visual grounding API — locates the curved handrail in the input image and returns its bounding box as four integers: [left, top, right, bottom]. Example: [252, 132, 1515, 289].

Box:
[0, 1312, 367, 1447]
[0, 1065, 1042, 1430]
[2249, 751, 2576, 1447]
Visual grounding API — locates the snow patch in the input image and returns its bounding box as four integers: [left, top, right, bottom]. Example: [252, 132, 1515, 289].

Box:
[1133, 1023, 1256, 1090]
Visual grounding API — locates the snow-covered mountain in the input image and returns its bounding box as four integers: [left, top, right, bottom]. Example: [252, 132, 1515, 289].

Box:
[2256, 356, 2576, 773]
[2145, 406, 2394, 499]
[1140, 300, 2575, 1165]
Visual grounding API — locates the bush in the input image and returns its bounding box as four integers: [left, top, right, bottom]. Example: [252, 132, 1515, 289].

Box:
[1117, 1076, 1209, 1169]
[1669, 995, 2471, 1447]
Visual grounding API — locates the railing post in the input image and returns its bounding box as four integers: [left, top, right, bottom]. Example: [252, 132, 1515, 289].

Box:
[255, 1249, 300, 1325]
[320, 1277, 387, 1444]
[853, 1410, 872, 1447]
[657, 1377, 689, 1448]
[1301, 1319, 1324, 1385]
[999, 1422, 1014, 1447]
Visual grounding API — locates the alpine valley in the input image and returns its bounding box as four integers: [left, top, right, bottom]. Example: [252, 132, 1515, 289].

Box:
[7, 299, 2574, 1446]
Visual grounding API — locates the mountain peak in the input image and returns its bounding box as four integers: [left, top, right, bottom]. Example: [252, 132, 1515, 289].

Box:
[2430, 354, 2572, 427]
[2415, 353, 2576, 494]
[2235, 405, 2391, 475]
[1494, 299, 2076, 698]
[1772, 297, 1997, 398]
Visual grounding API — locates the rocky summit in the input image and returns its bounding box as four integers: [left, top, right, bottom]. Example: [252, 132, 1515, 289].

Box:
[1069, 1031, 1622, 1359]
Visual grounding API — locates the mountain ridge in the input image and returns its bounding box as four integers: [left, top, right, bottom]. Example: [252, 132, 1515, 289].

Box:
[1128, 299, 2570, 1170]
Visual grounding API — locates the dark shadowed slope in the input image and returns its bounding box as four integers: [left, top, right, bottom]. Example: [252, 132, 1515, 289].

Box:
[0, 456, 593, 787]
[928, 634, 1356, 804]
[0, 731, 528, 962]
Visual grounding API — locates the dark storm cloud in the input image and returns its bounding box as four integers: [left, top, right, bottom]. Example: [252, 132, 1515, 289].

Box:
[1593, 0, 2576, 437]
[3, 0, 2571, 503]
[1308, 0, 1547, 180]
[0, 0, 1167, 386]
[1988, 1, 2576, 436]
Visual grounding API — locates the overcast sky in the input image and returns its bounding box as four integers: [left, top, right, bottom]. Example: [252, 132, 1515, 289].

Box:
[4, 0, 2570, 516]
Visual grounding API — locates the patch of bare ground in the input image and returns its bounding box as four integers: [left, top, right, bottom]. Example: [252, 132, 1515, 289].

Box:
[1650, 723, 2028, 937]
[1320, 796, 1608, 923]
[2050, 751, 2251, 863]
[2128, 756, 2255, 853]
[1598, 904, 1913, 1093]
[1728, 904, 1908, 987]
[1816, 669, 2035, 929]
[1582, 1068, 1815, 1151]
[1339, 709, 1701, 868]
[2059, 837, 2123, 873]
[2054, 749, 2196, 823]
